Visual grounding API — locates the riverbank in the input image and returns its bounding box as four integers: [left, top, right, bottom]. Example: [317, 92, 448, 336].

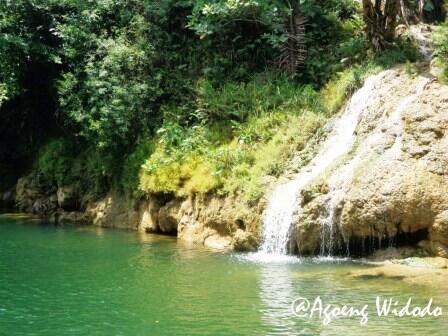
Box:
[4, 62, 448, 260]
[2, 21, 448, 260]
[3, 210, 448, 296]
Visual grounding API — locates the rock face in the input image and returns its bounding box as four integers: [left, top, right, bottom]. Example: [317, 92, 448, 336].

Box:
[294, 68, 448, 257]
[15, 174, 58, 214]
[11, 172, 261, 251]
[0, 188, 15, 209]
[87, 193, 261, 251]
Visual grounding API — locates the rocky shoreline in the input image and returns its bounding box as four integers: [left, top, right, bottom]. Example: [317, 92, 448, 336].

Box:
[2, 66, 448, 259]
[2, 174, 261, 251]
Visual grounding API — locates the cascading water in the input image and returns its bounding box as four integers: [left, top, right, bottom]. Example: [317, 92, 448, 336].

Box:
[253, 27, 436, 261]
[257, 74, 381, 258]
[318, 75, 431, 257]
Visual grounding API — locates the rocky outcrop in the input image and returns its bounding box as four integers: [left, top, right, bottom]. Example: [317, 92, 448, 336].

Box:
[174, 194, 260, 251]
[15, 174, 58, 214]
[10, 170, 261, 251]
[86, 193, 261, 251]
[294, 68, 448, 257]
[13, 174, 89, 224]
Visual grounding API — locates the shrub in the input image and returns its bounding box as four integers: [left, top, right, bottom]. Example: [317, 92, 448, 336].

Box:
[195, 73, 307, 122]
[140, 151, 220, 196]
[121, 138, 155, 193]
[35, 139, 75, 187]
[35, 139, 112, 199]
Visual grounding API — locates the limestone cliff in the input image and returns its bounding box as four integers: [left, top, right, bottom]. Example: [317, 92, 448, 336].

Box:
[294, 68, 448, 257]
[86, 193, 260, 251]
[12, 176, 261, 251]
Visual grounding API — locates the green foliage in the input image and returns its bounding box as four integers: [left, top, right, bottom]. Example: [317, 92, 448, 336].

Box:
[320, 66, 363, 115]
[0, 83, 7, 107]
[35, 138, 111, 198]
[0, 0, 60, 100]
[372, 41, 419, 67]
[35, 139, 75, 187]
[433, 21, 448, 82]
[1, 0, 425, 202]
[0, 0, 64, 186]
[139, 74, 326, 200]
[434, 23, 448, 58]
[195, 73, 320, 122]
[299, 0, 365, 85]
[76, 149, 111, 198]
[121, 138, 155, 193]
[55, 2, 164, 153]
[187, 0, 283, 81]
[188, 0, 283, 39]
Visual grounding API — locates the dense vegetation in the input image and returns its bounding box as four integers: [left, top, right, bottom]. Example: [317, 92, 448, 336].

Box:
[0, 0, 446, 203]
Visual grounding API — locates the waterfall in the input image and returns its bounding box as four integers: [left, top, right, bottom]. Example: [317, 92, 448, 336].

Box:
[257, 74, 381, 257]
[318, 75, 431, 256]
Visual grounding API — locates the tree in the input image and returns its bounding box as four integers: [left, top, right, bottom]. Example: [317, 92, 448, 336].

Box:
[362, 0, 400, 51]
[276, 0, 307, 75]
[0, 0, 63, 187]
[400, 0, 419, 25]
[400, 0, 446, 25]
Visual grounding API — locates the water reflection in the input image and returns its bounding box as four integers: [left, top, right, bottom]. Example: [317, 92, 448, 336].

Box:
[1, 217, 448, 336]
[258, 263, 309, 335]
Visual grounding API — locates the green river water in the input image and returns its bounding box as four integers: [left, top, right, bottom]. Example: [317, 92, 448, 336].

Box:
[0, 215, 447, 335]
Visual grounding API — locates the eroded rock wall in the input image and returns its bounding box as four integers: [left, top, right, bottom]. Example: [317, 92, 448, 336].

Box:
[87, 193, 261, 251]
[12, 175, 261, 251]
[294, 68, 448, 257]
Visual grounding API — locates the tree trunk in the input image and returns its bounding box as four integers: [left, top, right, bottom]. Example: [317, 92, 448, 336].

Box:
[400, 0, 419, 25]
[362, 0, 400, 51]
[384, 0, 400, 40]
[277, 1, 306, 75]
